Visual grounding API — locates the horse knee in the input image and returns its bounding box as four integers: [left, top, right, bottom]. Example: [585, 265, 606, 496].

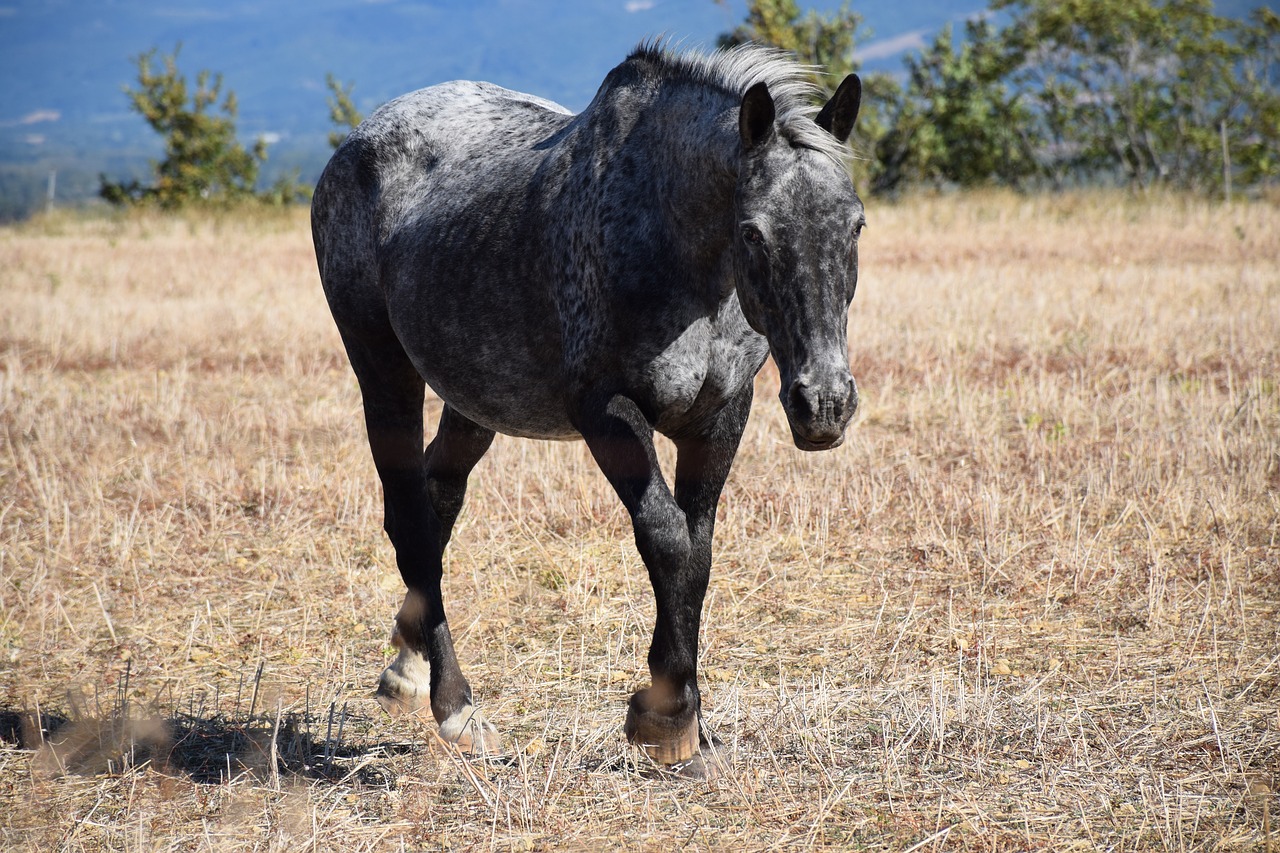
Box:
[632, 500, 691, 570]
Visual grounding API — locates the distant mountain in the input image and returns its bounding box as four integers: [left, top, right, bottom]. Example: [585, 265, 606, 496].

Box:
[0, 2, 957, 170]
[0, 0, 1264, 217]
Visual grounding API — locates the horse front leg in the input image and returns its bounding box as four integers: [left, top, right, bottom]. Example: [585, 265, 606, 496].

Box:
[575, 389, 750, 773]
[660, 384, 753, 756]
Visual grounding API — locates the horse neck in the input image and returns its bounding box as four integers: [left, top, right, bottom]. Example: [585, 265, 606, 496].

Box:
[641, 87, 739, 253]
[581, 81, 740, 274]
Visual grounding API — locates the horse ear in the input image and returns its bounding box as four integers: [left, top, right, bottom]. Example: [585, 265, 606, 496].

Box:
[739, 82, 775, 150]
[815, 74, 861, 143]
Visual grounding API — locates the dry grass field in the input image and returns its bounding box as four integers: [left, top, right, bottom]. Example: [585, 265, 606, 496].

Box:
[1, 192, 1277, 851]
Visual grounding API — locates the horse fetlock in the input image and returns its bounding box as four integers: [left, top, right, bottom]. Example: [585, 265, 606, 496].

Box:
[438, 705, 503, 756]
[624, 686, 700, 765]
[392, 591, 430, 641]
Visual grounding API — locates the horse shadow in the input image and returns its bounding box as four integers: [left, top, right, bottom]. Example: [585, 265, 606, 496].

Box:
[0, 704, 417, 787]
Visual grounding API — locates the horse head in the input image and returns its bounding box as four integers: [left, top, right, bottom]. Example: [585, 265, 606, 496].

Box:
[731, 74, 864, 451]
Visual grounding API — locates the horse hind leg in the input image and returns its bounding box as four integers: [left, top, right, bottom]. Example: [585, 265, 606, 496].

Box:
[337, 325, 500, 755]
[379, 404, 497, 754]
[423, 405, 496, 552]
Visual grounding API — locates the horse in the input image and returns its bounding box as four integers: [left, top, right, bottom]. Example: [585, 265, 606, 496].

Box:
[311, 41, 865, 775]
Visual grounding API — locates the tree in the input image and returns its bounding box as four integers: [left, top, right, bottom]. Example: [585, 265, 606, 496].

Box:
[718, 0, 1279, 196]
[1228, 8, 1280, 190]
[995, 0, 1280, 192]
[874, 19, 1040, 192]
[717, 0, 860, 86]
[100, 45, 285, 208]
[326, 74, 364, 150]
[716, 0, 901, 190]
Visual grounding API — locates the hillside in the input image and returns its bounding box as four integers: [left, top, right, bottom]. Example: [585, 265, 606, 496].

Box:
[0, 0, 1264, 218]
[1, 1, 967, 217]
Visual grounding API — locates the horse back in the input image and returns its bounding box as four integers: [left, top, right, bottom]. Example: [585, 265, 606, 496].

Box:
[313, 81, 572, 328]
[312, 82, 583, 438]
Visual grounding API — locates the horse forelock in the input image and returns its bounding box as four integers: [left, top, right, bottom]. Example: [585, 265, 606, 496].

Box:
[625, 39, 853, 168]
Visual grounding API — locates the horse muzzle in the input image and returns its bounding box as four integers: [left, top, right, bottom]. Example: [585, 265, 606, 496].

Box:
[781, 372, 858, 451]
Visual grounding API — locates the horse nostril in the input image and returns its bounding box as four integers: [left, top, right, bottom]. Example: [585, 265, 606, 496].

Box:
[846, 377, 859, 417]
[787, 379, 813, 421]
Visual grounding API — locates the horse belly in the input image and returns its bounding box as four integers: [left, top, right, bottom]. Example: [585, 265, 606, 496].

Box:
[381, 191, 580, 439]
[427, 371, 578, 441]
[393, 305, 579, 441]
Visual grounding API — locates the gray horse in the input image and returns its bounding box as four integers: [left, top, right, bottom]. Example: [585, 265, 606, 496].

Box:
[312, 41, 864, 774]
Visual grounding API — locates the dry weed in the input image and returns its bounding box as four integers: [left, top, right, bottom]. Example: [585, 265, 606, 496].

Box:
[1, 193, 1277, 850]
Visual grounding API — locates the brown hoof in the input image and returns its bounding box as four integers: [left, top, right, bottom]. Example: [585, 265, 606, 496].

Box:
[647, 747, 727, 780]
[624, 687, 700, 765]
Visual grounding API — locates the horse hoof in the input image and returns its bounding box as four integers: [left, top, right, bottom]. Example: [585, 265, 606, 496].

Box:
[374, 664, 432, 718]
[624, 691, 700, 765]
[647, 748, 727, 780]
[438, 705, 504, 756]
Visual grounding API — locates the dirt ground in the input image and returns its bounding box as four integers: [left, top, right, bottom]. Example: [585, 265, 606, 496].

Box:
[1, 192, 1277, 850]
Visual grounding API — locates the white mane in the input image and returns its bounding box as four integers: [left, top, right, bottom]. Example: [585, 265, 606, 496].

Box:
[628, 40, 853, 167]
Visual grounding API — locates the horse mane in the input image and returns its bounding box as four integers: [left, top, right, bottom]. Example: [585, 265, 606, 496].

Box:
[625, 39, 852, 167]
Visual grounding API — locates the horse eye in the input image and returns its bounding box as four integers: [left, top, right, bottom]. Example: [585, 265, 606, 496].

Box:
[853, 219, 866, 239]
[742, 225, 765, 247]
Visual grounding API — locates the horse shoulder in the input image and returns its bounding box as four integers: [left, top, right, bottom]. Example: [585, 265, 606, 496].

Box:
[618, 286, 765, 434]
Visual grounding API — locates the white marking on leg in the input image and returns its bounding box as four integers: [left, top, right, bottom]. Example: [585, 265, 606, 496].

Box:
[438, 704, 503, 756]
[375, 645, 432, 716]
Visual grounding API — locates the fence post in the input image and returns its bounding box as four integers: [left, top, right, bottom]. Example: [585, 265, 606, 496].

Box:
[1220, 120, 1231, 203]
